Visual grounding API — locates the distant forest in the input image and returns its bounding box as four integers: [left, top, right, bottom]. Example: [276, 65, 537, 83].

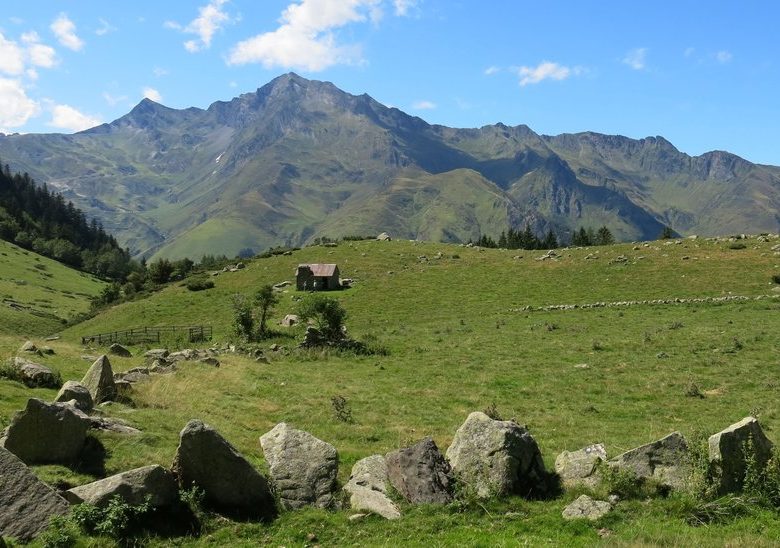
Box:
[0, 163, 135, 280]
[474, 224, 615, 250]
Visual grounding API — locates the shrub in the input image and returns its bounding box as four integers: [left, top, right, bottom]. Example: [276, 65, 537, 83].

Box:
[71, 495, 153, 540]
[483, 402, 502, 420]
[232, 294, 254, 340]
[186, 277, 214, 291]
[298, 294, 347, 340]
[331, 395, 354, 423]
[39, 515, 77, 548]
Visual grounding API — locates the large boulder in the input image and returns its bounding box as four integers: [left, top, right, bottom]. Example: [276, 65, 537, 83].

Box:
[0, 446, 69, 542]
[385, 437, 454, 504]
[55, 381, 93, 412]
[555, 444, 607, 489]
[562, 494, 612, 521]
[259, 422, 338, 509]
[445, 412, 547, 499]
[343, 455, 400, 519]
[709, 417, 774, 494]
[11, 357, 60, 388]
[108, 343, 132, 358]
[66, 465, 178, 508]
[81, 355, 116, 403]
[172, 419, 275, 519]
[608, 432, 689, 490]
[0, 399, 88, 464]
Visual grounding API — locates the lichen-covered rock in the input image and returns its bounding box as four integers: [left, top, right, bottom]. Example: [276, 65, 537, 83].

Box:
[445, 412, 547, 499]
[11, 357, 60, 388]
[0, 399, 88, 464]
[66, 465, 178, 508]
[19, 341, 38, 354]
[344, 455, 400, 519]
[55, 381, 93, 412]
[562, 494, 612, 521]
[172, 419, 275, 519]
[0, 446, 69, 541]
[80, 355, 116, 403]
[108, 343, 132, 357]
[260, 422, 338, 509]
[709, 417, 774, 494]
[608, 432, 690, 490]
[555, 444, 606, 489]
[385, 437, 453, 504]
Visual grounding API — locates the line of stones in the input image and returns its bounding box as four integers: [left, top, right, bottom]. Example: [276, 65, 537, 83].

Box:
[511, 293, 780, 313]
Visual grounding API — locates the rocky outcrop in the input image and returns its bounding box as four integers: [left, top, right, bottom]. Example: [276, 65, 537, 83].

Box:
[172, 419, 275, 519]
[66, 465, 178, 508]
[562, 494, 612, 521]
[0, 446, 69, 542]
[445, 412, 547, 499]
[259, 423, 338, 509]
[343, 455, 400, 519]
[10, 357, 60, 388]
[0, 399, 88, 464]
[608, 432, 689, 490]
[55, 381, 93, 412]
[709, 417, 774, 494]
[385, 437, 454, 504]
[555, 444, 606, 489]
[81, 355, 116, 404]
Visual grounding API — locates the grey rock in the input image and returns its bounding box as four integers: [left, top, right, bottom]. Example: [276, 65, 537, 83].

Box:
[281, 314, 299, 327]
[260, 422, 338, 509]
[89, 416, 141, 435]
[344, 455, 400, 519]
[172, 419, 275, 519]
[108, 343, 132, 357]
[385, 437, 453, 504]
[66, 465, 177, 508]
[562, 494, 612, 521]
[445, 411, 547, 499]
[0, 398, 88, 464]
[199, 357, 220, 367]
[80, 355, 116, 403]
[19, 340, 38, 354]
[376, 232, 391, 241]
[55, 381, 93, 412]
[169, 349, 198, 361]
[555, 444, 607, 489]
[709, 416, 774, 494]
[115, 367, 150, 384]
[11, 357, 59, 388]
[0, 446, 69, 542]
[608, 432, 690, 490]
[144, 348, 170, 360]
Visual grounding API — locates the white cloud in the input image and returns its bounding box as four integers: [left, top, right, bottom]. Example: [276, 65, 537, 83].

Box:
[622, 47, 647, 70]
[0, 78, 40, 129]
[0, 33, 25, 76]
[95, 18, 117, 36]
[393, 0, 418, 16]
[51, 13, 84, 51]
[484, 65, 500, 76]
[412, 100, 436, 110]
[103, 92, 128, 106]
[143, 87, 162, 102]
[716, 50, 733, 64]
[21, 33, 57, 68]
[49, 104, 101, 132]
[152, 67, 169, 77]
[515, 61, 572, 86]
[227, 0, 381, 71]
[179, 0, 232, 52]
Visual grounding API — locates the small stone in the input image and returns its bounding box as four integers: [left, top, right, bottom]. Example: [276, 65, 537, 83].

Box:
[562, 494, 612, 521]
[349, 513, 367, 522]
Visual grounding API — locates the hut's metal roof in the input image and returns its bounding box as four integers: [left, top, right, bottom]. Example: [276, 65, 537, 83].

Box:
[298, 263, 338, 276]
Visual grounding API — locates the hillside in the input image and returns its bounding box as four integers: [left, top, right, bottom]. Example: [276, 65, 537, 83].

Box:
[0, 74, 777, 259]
[2, 234, 779, 544]
[0, 239, 105, 336]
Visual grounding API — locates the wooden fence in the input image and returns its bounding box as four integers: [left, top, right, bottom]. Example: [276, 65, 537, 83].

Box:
[81, 325, 212, 346]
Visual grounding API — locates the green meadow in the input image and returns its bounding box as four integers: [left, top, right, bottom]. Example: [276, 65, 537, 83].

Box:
[2, 235, 780, 545]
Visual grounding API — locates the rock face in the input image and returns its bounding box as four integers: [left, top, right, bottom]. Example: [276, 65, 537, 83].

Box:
[55, 381, 93, 412]
[562, 494, 612, 521]
[445, 412, 547, 499]
[555, 444, 607, 489]
[385, 437, 454, 504]
[709, 417, 774, 494]
[0, 446, 70, 542]
[343, 455, 400, 519]
[259, 423, 338, 509]
[172, 419, 275, 519]
[608, 432, 690, 490]
[11, 357, 59, 388]
[66, 465, 178, 508]
[81, 355, 116, 404]
[0, 399, 88, 464]
[108, 343, 132, 357]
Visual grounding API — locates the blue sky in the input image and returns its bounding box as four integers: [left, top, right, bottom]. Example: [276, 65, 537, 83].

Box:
[1, 1, 778, 164]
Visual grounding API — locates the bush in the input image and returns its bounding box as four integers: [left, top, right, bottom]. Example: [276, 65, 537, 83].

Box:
[298, 294, 347, 340]
[71, 495, 153, 540]
[186, 277, 214, 291]
[39, 515, 78, 548]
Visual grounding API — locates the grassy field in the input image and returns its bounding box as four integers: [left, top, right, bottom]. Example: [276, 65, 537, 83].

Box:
[2, 235, 780, 545]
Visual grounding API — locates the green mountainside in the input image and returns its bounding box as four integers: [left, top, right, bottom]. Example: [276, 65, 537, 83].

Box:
[0, 73, 777, 259]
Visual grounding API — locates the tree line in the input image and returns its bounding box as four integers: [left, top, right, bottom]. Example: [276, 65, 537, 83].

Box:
[473, 224, 615, 250]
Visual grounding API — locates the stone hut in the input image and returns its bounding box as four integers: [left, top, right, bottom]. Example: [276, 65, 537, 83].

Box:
[296, 264, 340, 291]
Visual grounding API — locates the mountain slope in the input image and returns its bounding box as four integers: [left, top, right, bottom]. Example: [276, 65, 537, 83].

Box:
[0, 73, 777, 259]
